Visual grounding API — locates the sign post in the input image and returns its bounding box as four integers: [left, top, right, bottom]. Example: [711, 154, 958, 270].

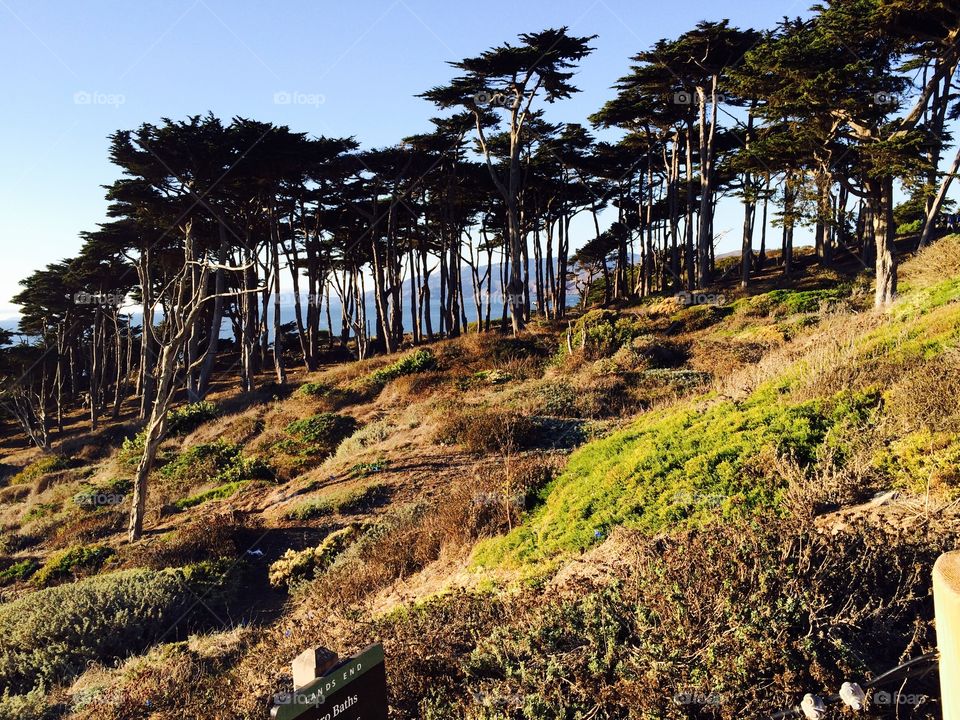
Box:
[271, 644, 388, 720]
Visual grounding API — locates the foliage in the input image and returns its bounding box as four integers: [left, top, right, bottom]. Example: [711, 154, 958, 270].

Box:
[475, 389, 881, 567]
[283, 413, 359, 456]
[268, 525, 358, 588]
[435, 407, 538, 454]
[0, 559, 39, 586]
[117, 431, 146, 468]
[9, 456, 73, 485]
[166, 401, 219, 436]
[296, 381, 361, 407]
[72, 477, 132, 510]
[31, 544, 115, 587]
[732, 287, 849, 318]
[0, 562, 241, 695]
[561, 310, 647, 361]
[367, 349, 436, 386]
[285, 483, 391, 521]
[169, 480, 251, 512]
[159, 440, 270, 488]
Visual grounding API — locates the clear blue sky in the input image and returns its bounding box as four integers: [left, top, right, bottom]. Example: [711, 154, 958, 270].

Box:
[0, 0, 815, 321]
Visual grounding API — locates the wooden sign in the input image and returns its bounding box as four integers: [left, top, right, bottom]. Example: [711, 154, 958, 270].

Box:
[271, 644, 387, 720]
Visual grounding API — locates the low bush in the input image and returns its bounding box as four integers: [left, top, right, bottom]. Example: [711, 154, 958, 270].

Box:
[9, 456, 73, 485]
[733, 287, 848, 318]
[475, 388, 881, 567]
[285, 482, 391, 521]
[31, 544, 115, 587]
[333, 419, 395, 461]
[268, 525, 358, 588]
[72, 478, 131, 510]
[121, 513, 262, 570]
[435, 407, 538, 454]
[168, 480, 251, 512]
[159, 440, 271, 490]
[0, 558, 39, 586]
[297, 381, 361, 407]
[166, 401, 219, 436]
[561, 310, 647, 361]
[0, 562, 241, 695]
[367, 349, 435, 386]
[284, 412, 359, 454]
[116, 431, 146, 468]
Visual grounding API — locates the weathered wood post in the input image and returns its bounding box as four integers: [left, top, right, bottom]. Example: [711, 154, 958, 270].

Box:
[933, 551, 960, 720]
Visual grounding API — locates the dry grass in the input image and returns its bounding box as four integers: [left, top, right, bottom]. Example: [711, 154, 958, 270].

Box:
[900, 233, 960, 287]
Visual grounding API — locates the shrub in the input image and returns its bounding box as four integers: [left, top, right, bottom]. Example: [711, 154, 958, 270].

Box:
[117, 431, 146, 468]
[166, 401, 219, 436]
[284, 413, 359, 456]
[72, 478, 131, 510]
[0, 562, 241, 694]
[121, 513, 261, 569]
[296, 382, 361, 407]
[31, 544, 115, 587]
[349, 458, 390, 478]
[562, 310, 645, 361]
[333, 419, 395, 460]
[896, 218, 922, 235]
[368, 349, 435, 386]
[435, 407, 537, 454]
[159, 440, 270, 489]
[474, 388, 882, 567]
[285, 483, 391, 521]
[268, 525, 358, 588]
[0, 559, 39, 586]
[9, 456, 73, 485]
[531, 381, 579, 417]
[0, 687, 56, 720]
[733, 288, 848, 318]
[168, 480, 251, 512]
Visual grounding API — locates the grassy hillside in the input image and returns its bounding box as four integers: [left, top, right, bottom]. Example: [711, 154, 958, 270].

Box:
[2, 240, 960, 718]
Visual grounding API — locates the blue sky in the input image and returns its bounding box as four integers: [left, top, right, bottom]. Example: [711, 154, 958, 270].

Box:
[0, 0, 818, 321]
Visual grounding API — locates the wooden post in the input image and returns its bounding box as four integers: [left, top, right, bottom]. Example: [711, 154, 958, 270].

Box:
[934, 551, 960, 720]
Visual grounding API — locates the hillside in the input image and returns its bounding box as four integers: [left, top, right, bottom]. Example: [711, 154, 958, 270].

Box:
[1, 238, 959, 719]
